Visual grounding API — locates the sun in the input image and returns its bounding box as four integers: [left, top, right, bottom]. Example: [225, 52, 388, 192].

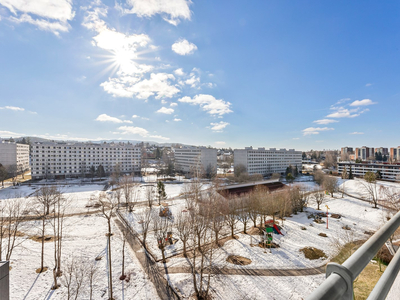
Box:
[113, 49, 137, 68]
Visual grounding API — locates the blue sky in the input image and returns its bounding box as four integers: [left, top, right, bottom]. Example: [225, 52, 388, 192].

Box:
[0, 0, 399, 151]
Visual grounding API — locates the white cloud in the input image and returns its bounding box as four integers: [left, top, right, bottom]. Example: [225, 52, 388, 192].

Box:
[292, 138, 300, 140]
[132, 115, 139, 118]
[326, 107, 362, 118]
[95, 114, 132, 123]
[349, 99, 377, 106]
[174, 68, 185, 76]
[124, 0, 191, 25]
[210, 121, 229, 132]
[365, 83, 373, 87]
[334, 98, 351, 105]
[0, 130, 25, 137]
[101, 73, 180, 99]
[116, 125, 169, 140]
[161, 100, 167, 104]
[170, 102, 178, 107]
[215, 141, 226, 146]
[149, 135, 170, 140]
[157, 107, 174, 114]
[178, 94, 233, 116]
[117, 125, 149, 137]
[349, 132, 364, 135]
[185, 75, 200, 88]
[172, 39, 197, 55]
[313, 119, 339, 125]
[302, 127, 334, 136]
[0, 106, 24, 111]
[2, 0, 74, 35]
[173, 118, 182, 122]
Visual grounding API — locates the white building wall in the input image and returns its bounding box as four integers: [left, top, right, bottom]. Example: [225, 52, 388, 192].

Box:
[234, 146, 302, 176]
[30, 142, 141, 180]
[338, 162, 400, 181]
[0, 141, 30, 172]
[174, 147, 217, 174]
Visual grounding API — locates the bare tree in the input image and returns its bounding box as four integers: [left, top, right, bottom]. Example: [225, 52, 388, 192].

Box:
[190, 217, 214, 300]
[34, 186, 60, 272]
[380, 185, 400, 213]
[237, 196, 251, 234]
[312, 188, 325, 210]
[359, 172, 379, 208]
[62, 257, 87, 300]
[145, 185, 155, 208]
[87, 261, 100, 300]
[51, 191, 69, 289]
[35, 185, 59, 215]
[98, 192, 117, 299]
[175, 211, 192, 256]
[225, 196, 239, 239]
[323, 176, 339, 197]
[248, 190, 260, 227]
[113, 186, 123, 206]
[153, 215, 171, 263]
[120, 175, 134, 209]
[139, 208, 153, 246]
[0, 197, 28, 261]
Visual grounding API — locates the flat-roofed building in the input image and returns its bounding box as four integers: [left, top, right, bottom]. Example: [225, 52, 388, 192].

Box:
[173, 147, 217, 174]
[355, 146, 375, 161]
[234, 146, 302, 176]
[390, 147, 400, 162]
[30, 142, 141, 180]
[0, 141, 30, 173]
[338, 162, 400, 181]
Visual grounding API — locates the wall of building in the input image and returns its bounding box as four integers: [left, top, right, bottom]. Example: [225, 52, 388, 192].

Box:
[338, 162, 400, 181]
[174, 147, 217, 174]
[234, 147, 302, 176]
[0, 142, 30, 172]
[30, 142, 141, 180]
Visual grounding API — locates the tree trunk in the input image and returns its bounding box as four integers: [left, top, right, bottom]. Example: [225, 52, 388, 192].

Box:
[243, 222, 247, 234]
[122, 239, 125, 277]
[41, 216, 45, 271]
[108, 234, 113, 300]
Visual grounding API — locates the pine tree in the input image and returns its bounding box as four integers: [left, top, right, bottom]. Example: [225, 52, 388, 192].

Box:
[157, 181, 167, 205]
[348, 165, 353, 179]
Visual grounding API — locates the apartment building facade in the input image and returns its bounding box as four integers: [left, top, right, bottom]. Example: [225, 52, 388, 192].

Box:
[338, 162, 400, 182]
[30, 142, 141, 180]
[173, 147, 217, 174]
[234, 147, 302, 176]
[355, 146, 375, 161]
[390, 147, 400, 161]
[0, 141, 30, 172]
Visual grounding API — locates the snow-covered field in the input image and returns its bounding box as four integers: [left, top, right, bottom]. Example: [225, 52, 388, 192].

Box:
[7, 213, 159, 300]
[1, 177, 399, 300]
[160, 179, 394, 299]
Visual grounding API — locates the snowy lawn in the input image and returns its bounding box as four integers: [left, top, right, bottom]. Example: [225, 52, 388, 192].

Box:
[6, 214, 159, 300]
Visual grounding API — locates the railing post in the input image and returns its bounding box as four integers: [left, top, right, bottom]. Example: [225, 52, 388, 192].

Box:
[326, 263, 354, 299]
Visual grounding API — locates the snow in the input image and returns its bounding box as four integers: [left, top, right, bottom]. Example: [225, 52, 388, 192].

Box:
[2, 177, 400, 300]
[7, 214, 160, 300]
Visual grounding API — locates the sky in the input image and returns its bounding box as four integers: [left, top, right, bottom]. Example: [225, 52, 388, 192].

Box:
[0, 0, 399, 151]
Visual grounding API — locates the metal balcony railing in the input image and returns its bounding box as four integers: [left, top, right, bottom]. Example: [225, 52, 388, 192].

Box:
[307, 210, 400, 300]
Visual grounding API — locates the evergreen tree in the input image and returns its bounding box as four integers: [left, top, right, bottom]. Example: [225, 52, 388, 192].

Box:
[157, 181, 167, 205]
[348, 165, 353, 179]
[97, 165, 105, 179]
[383, 154, 387, 162]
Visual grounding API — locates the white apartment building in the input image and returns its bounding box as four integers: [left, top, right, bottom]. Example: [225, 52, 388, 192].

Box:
[30, 142, 141, 180]
[338, 162, 400, 181]
[234, 147, 302, 176]
[0, 141, 30, 172]
[173, 147, 217, 174]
